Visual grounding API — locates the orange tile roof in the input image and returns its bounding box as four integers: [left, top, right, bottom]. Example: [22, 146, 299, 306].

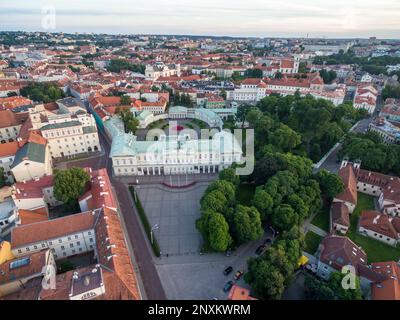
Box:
[336, 165, 358, 205]
[18, 209, 48, 225]
[0, 141, 19, 157]
[11, 210, 97, 248]
[0, 109, 19, 128]
[0, 250, 49, 285]
[371, 261, 400, 300]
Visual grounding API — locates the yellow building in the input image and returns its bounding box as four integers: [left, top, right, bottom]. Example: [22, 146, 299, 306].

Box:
[0, 241, 15, 265]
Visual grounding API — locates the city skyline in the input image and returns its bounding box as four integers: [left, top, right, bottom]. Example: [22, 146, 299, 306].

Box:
[1, 0, 400, 38]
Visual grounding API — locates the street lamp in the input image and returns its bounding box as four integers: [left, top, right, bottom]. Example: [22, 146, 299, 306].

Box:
[150, 224, 159, 245]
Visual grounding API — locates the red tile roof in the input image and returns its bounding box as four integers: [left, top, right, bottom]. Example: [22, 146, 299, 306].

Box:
[359, 211, 400, 240]
[371, 261, 400, 300]
[336, 165, 358, 205]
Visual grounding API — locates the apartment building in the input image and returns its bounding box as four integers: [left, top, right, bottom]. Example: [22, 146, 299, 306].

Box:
[227, 78, 267, 102]
[353, 84, 378, 115]
[145, 61, 181, 81]
[0, 109, 22, 143]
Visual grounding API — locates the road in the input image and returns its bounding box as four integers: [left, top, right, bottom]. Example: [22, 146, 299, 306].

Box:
[63, 130, 167, 300]
[317, 117, 373, 174]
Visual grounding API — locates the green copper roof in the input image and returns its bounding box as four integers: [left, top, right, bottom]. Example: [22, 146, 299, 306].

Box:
[11, 142, 46, 168]
[82, 126, 97, 134]
[40, 121, 82, 131]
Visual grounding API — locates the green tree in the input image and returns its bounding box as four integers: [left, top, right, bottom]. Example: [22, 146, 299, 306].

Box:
[20, 82, 65, 103]
[200, 190, 228, 213]
[0, 167, 6, 188]
[232, 205, 263, 244]
[54, 167, 90, 209]
[196, 210, 232, 252]
[245, 258, 286, 300]
[218, 167, 240, 187]
[328, 271, 363, 300]
[315, 169, 345, 198]
[272, 204, 299, 231]
[120, 95, 132, 105]
[205, 180, 236, 206]
[268, 124, 301, 152]
[252, 188, 273, 220]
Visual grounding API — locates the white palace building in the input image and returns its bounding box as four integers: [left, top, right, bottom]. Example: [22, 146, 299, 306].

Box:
[104, 106, 243, 176]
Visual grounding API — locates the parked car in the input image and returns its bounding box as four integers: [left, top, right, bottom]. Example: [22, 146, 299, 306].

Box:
[234, 270, 244, 280]
[223, 266, 233, 276]
[255, 245, 266, 255]
[223, 281, 234, 292]
[305, 263, 318, 273]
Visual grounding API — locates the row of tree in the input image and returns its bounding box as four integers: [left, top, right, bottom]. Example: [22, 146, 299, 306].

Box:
[20, 82, 65, 103]
[107, 59, 145, 74]
[313, 50, 400, 76]
[338, 131, 400, 175]
[238, 94, 367, 162]
[196, 168, 264, 252]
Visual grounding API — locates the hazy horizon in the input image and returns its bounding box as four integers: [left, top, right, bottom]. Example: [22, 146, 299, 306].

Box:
[1, 0, 399, 39]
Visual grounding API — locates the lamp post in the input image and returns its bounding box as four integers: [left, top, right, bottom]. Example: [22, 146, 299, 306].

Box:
[151, 224, 159, 245]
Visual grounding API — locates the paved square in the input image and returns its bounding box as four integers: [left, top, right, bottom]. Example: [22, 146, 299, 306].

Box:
[136, 183, 209, 256]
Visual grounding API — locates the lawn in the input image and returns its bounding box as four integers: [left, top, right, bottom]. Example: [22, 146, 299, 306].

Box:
[236, 183, 256, 206]
[304, 231, 323, 255]
[347, 192, 400, 263]
[311, 207, 330, 232]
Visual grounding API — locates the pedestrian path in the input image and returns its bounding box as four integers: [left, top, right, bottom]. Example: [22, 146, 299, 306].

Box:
[307, 224, 328, 237]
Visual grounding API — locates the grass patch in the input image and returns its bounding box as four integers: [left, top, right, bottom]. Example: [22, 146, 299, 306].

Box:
[128, 186, 161, 257]
[304, 231, 323, 255]
[311, 207, 330, 232]
[347, 192, 400, 262]
[236, 183, 256, 206]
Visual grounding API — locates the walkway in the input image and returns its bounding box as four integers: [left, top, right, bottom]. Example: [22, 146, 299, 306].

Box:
[307, 224, 328, 237]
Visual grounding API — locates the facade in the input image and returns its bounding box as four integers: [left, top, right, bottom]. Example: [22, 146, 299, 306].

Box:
[353, 84, 378, 115]
[340, 161, 400, 216]
[0, 249, 56, 298]
[27, 102, 101, 159]
[368, 117, 400, 144]
[6, 206, 141, 300]
[358, 211, 400, 246]
[332, 161, 359, 213]
[0, 109, 22, 143]
[0, 141, 19, 183]
[10, 141, 53, 183]
[380, 99, 400, 123]
[0, 196, 18, 238]
[12, 175, 61, 214]
[227, 78, 267, 102]
[330, 202, 350, 235]
[110, 130, 242, 176]
[316, 235, 367, 281]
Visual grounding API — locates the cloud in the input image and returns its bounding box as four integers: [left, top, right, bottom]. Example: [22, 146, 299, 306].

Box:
[0, 0, 399, 38]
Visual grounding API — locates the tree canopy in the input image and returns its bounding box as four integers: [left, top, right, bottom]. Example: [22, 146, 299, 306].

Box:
[20, 82, 65, 103]
[54, 167, 90, 209]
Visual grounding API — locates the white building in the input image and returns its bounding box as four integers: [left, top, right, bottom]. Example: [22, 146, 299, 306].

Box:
[145, 61, 181, 81]
[28, 101, 101, 159]
[353, 84, 378, 115]
[227, 78, 267, 102]
[106, 111, 242, 176]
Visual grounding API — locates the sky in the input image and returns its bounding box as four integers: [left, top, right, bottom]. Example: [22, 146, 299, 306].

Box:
[0, 0, 399, 38]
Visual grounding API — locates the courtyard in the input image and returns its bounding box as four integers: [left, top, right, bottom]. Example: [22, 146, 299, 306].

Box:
[135, 182, 210, 256]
